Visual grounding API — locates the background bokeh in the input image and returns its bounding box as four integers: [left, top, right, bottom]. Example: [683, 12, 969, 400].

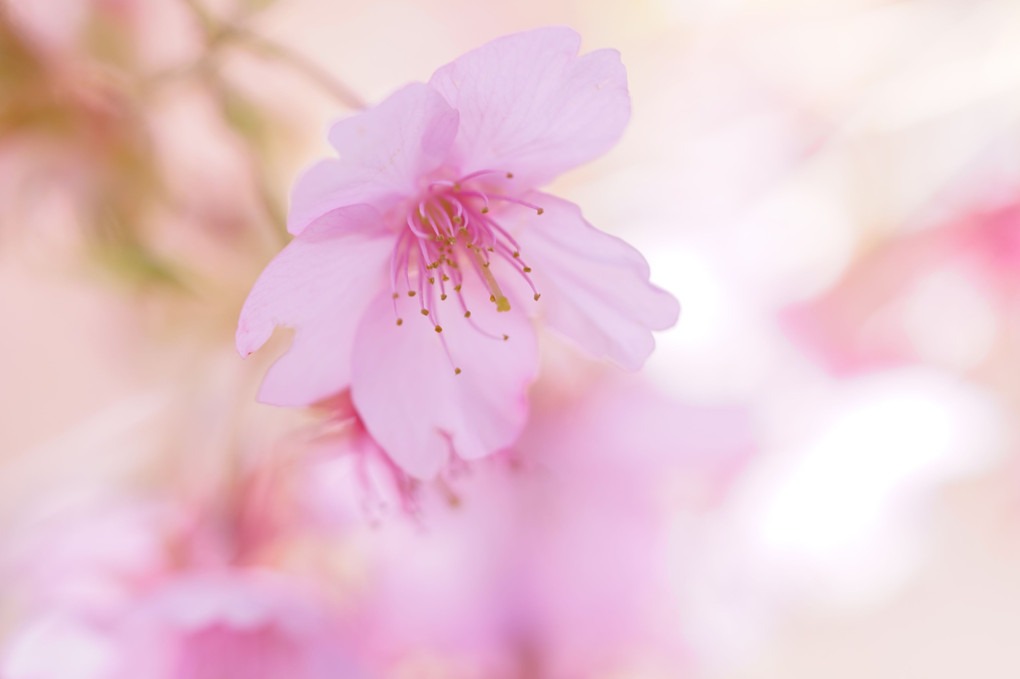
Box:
[3, 0, 1020, 677]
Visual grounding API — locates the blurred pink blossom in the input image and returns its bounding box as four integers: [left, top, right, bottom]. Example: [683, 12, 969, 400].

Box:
[302, 401, 422, 523]
[1, 489, 365, 679]
[4, 0, 137, 57]
[310, 371, 755, 677]
[117, 571, 363, 679]
[3, 570, 364, 679]
[237, 27, 679, 479]
[784, 200, 1020, 374]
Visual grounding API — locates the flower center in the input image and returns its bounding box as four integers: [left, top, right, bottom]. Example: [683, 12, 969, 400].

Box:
[388, 170, 543, 372]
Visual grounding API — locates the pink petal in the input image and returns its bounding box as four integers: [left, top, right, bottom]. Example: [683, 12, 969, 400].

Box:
[350, 285, 538, 479]
[513, 193, 679, 370]
[428, 27, 630, 189]
[288, 83, 459, 236]
[236, 205, 393, 406]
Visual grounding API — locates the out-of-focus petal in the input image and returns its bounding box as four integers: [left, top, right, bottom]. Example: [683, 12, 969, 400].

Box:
[428, 27, 630, 189]
[236, 205, 393, 406]
[288, 83, 459, 235]
[350, 285, 538, 479]
[513, 193, 679, 370]
[125, 572, 366, 679]
[3, 615, 120, 679]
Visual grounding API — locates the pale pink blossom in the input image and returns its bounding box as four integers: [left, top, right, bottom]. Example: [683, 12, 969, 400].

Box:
[314, 371, 755, 677]
[237, 27, 679, 479]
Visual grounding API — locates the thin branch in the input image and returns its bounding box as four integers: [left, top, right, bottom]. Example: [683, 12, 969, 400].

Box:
[230, 28, 366, 110]
[174, 0, 365, 110]
[178, 0, 220, 37]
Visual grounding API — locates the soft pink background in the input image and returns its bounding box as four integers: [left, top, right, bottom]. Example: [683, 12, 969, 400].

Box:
[3, 0, 1020, 676]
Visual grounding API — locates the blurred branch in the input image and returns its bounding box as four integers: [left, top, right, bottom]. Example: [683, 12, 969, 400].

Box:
[178, 0, 220, 38]
[153, 0, 364, 249]
[228, 27, 365, 110]
[172, 0, 364, 110]
[209, 72, 290, 246]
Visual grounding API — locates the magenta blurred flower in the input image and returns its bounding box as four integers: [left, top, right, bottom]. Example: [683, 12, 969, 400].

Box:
[118, 572, 363, 679]
[1, 497, 365, 679]
[237, 27, 679, 479]
[784, 201, 1020, 374]
[3, 571, 364, 679]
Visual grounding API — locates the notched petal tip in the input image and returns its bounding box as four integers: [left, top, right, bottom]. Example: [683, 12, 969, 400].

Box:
[235, 317, 273, 359]
[428, 26, 630, 188]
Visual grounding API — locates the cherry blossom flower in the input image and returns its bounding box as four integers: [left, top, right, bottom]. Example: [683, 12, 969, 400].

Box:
[237, 27, 679, 478]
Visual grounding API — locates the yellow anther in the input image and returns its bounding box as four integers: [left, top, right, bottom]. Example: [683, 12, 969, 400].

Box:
[506, 172, 514, 178]
[421, 309, 429, 316]
[442, 275, 450, 282]
[454, 367, 462, 375]
[487, 247, 494, 252]
[428, 277, 435, 284]
[396, 318, 403, 326]
[392, 292, 399, 299]
[523, 266, 532, 273]
[502, 334, 509, 341]
[434, 325, 442, 333]
[481, 207, 489, 214]
[533, 293, 541, 301]
[408, 291, 417, 297]
[537, 208, 544, 215]
[454, 284, 462, 292]
[464, 311, 471, 318]
[513, 252, 520, 258]
[441, 293, 448, 300]
[489, 294, 496, 302]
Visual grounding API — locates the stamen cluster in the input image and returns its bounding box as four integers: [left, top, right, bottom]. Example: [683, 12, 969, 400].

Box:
[389, 170, 543, 360]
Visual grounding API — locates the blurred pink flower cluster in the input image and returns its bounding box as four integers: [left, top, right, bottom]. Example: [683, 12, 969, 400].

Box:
[1, 369, 755, 678]
[0, 11, 743, 678]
